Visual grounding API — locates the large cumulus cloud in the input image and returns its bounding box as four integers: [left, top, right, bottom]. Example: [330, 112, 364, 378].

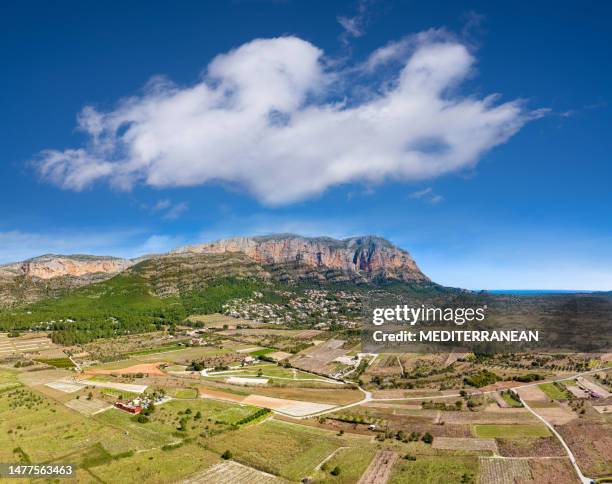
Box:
[35, 31, 538, 205]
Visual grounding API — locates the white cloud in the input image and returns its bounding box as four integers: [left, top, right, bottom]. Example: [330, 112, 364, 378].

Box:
[410, 187, 433, 199]
[337, 0, 371, 44]
[410, 187, 444, 204]
[34, 32, 539, 206]
[150, 199, 188, 220]
[153, 199, 172, 211]
[163, 202, 188, 220]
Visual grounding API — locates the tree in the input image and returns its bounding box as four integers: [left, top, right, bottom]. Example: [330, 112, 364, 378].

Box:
[221, 450, 232, 460]
[422, 432, 433, 444]
[330, 466, 340, 476]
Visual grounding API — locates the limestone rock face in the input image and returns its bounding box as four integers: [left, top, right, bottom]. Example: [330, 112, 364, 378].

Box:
[0, 255, 133, 280]
[173, 234, 429, 282]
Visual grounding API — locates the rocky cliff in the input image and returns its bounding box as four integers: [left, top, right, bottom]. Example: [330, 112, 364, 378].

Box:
[0, 255, 135, 306]
[173, 234, 429, 283]
[0, 254, 133, 280]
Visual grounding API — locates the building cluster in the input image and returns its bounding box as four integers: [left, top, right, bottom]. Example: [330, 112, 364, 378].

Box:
[222, 289, 361, 327]
[114, 394, 166, 414]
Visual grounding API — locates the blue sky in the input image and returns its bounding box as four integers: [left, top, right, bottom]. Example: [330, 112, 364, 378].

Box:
[0, 0, 610, 290]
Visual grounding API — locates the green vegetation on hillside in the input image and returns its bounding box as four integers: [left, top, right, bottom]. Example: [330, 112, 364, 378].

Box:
[0, 270, 271, 345]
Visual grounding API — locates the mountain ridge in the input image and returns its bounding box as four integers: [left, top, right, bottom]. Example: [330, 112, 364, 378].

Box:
[0, 233, 430, 307]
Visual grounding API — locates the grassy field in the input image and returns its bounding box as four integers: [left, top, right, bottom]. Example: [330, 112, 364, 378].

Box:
[168, 387, 198, 399]
[34, 357, 75, 368]
[92, 346, 231, 369]
[206, 364, 322, 381]
[473, 424, 551, 438]
[126, 344, 185, 356]
[249, 348, 275, 357]
[501, 392, 524, 408]
[87, 444, 219, 483]
[539, 382, 571, 400]
[95, 398, 258, 446]
[312, 446, 377, 483]
[207, 419, 347, 481]
[0, 372, 148, 466]
[389, 455, 478, 484]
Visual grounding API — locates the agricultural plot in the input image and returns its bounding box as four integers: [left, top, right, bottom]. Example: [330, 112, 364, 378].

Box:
[0, 381, 149, 467]
[479, 457, 531, 484]
[312, 446, 377, 484]
[496, 437, 565, 457]
[473, 424, 551, 439]
[291, 339, 349, 375]
[88, 444, 220, 484]
[96, 398, 259, 447]
[389, 455, 478, 484]
[517, 385, 549, 402]
[184, 460, 283, 484]
[65, 397, 111, 416]
[533, 404, 577, 425]
[207, 419, 346, 481]
[85, 362, 166, 376]
[358, 450, 398, 484]
[527, 458, 579, 484]
[432, 437, 498, 454]
[168, 387, 198, 398]
[46, 379, 84, 393]
[538, 382, 571, 400]
[0, 333, 56, 356]
[556, 421, 612, 476]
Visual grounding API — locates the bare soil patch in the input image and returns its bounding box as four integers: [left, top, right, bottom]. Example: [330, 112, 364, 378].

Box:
[184, 460, 282, 484]
[243, 394, 334, 417]
[64, 397, 111, 416]
[534, 405, 577, 425]
[517, 386, 549, 402]
[520, 458, 578, 484]
[496, 437, 565, 458]
[85, 362, 166, 376]
[556, 420, 612, 476]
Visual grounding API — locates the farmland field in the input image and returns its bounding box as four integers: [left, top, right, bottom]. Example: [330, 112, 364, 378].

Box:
[0, 372, 148, 466]
[88, 444, 219, 483]
[389, 455, 478, 484]
[473, 424, 551, 438]
[207, 419, 347, 480]
[539, 382, 571, 400]
[479, 457, 531, 484]
[312, 446, 377, 483]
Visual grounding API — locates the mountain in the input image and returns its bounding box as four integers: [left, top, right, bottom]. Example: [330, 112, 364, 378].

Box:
[0, 254, 134, 307]
[173, 234, 429, 283]
[0, 234, 430, 308]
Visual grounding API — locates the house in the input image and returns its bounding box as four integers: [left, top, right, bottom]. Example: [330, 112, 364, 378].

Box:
[114, 401, 143, 414]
